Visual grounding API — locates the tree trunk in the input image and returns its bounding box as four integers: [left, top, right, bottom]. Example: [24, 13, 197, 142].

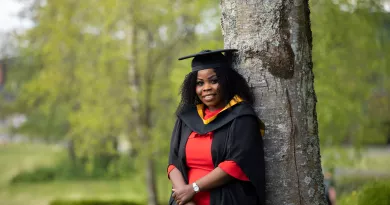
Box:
[67, 139, 76, 165]
[221, 1, 326, 205]
[126, 12, 158, 205]
[145, 157, 158, 205]
[143, 31, 159, 205]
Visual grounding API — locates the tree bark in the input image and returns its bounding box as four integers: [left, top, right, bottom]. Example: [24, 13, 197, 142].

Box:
[126, 10, 158, 205]
[143, 31, 159, 205]
[221, 1, 326, 205]
[67, 139, 76, 165]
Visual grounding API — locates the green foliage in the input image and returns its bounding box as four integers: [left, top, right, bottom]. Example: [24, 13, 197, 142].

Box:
[50, 200, 142, 205]
[339, 180, 390, 205]
[311, 0, 390, 147]
[0, 3, 222, 204]
[1, 0, 222, 174]
[11, 166, 56, 183]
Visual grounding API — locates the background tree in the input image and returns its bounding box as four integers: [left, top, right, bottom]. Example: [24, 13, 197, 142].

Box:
[311, 0, 390, 147]
[1, 0, 222, 204]
[221, 1, 325, 205]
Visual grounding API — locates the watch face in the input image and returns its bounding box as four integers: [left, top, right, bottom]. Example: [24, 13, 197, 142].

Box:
[194, 186, 199, 192]
[193, 183, 200, 192]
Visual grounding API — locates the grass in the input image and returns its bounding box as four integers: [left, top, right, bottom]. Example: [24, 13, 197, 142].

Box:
[1, 143, 389, 205]
[353, 148, 390, 173]
[321, 146, 390, 175]
[1, 180, 146, 205]
[321, 146, 390, 205]
[0, 143, 63, 187]
[0, 143, 171, 205]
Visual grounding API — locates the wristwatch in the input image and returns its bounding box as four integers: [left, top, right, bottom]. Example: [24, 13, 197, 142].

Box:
[192, 182, 200, 193]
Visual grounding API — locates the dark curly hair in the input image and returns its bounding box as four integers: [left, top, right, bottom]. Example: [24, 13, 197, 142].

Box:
[175, 67, 254, 116]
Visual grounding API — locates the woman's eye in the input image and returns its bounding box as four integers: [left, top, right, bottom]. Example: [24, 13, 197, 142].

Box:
[196, 81, 203, 86]
[211, 79, 218, 84]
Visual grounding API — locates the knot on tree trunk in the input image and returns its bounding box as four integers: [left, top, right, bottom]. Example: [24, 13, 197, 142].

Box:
[261, 40, 295, 79]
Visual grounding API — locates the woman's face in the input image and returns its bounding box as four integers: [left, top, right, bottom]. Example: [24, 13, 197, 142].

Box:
[196, 68, 224, 111]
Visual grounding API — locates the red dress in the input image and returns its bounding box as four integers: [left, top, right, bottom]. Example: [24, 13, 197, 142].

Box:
[168, 108, 249, 205]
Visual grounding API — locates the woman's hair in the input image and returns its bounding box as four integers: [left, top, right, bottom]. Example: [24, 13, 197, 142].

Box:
[175, 67, 254, 116]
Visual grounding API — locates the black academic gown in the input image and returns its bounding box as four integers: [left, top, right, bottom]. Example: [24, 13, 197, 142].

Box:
[168, 102, 266, 205]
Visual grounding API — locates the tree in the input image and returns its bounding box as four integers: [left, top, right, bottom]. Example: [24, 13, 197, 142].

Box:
[311, 0, 390, 147]
[221, 1, 326, 205]
[5, 1, 222, 205]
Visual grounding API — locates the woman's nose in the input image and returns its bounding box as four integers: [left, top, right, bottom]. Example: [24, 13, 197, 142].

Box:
[203, 83, 211, 91]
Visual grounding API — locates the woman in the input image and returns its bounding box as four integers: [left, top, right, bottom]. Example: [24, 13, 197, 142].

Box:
[168, 49, 266, 205]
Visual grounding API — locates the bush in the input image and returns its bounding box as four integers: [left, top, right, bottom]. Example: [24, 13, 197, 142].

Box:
[11, 167, 56, 183]
[10, 155, 136, 183]
[50, 199, 142, 205]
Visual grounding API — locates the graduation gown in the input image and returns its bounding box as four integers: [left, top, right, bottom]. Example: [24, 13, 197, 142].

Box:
[168, 101, 266, 205]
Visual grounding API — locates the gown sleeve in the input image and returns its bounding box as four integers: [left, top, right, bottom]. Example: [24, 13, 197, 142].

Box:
[167, 165, 176, 178]
[218, 160, 249, 181]
[167, 119, 182, 175]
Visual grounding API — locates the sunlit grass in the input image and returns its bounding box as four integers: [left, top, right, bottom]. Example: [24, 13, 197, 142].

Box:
[0, 143, 63, 187]
[1, 180, 146, 205]
[354, 150, 390, 173]
[321, 146, 390, 174]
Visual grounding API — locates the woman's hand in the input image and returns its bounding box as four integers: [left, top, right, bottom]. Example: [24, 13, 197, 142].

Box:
[172, 184, 196, 205]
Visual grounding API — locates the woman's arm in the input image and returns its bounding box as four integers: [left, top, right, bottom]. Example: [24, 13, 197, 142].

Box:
[172, 167, 234, 205]
[169, 167, 187, 189]
[169, 168, 197, 205]
[195, 167, 234, 191]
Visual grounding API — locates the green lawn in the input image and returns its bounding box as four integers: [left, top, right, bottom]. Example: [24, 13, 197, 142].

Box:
[0, 143, 63, 187]
[321, 146, 390, 205]
[1, 143, 389, 205]
[321, 146, 390, 174]
[1, 180, 147, 205]
[0, 143, 171, 205]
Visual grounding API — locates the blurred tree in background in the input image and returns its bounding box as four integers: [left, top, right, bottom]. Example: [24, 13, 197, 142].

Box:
[311, 0, 390, 147]
[0, 0, 222, 204]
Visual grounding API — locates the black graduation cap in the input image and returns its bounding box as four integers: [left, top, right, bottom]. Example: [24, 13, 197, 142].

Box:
[178, 49, 238, 72]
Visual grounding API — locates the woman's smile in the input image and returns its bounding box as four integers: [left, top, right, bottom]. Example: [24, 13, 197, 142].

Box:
[203, 94, 216, 101]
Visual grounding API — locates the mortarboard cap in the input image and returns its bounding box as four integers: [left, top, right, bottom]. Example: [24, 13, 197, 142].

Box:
[178, 49, 238, 72]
